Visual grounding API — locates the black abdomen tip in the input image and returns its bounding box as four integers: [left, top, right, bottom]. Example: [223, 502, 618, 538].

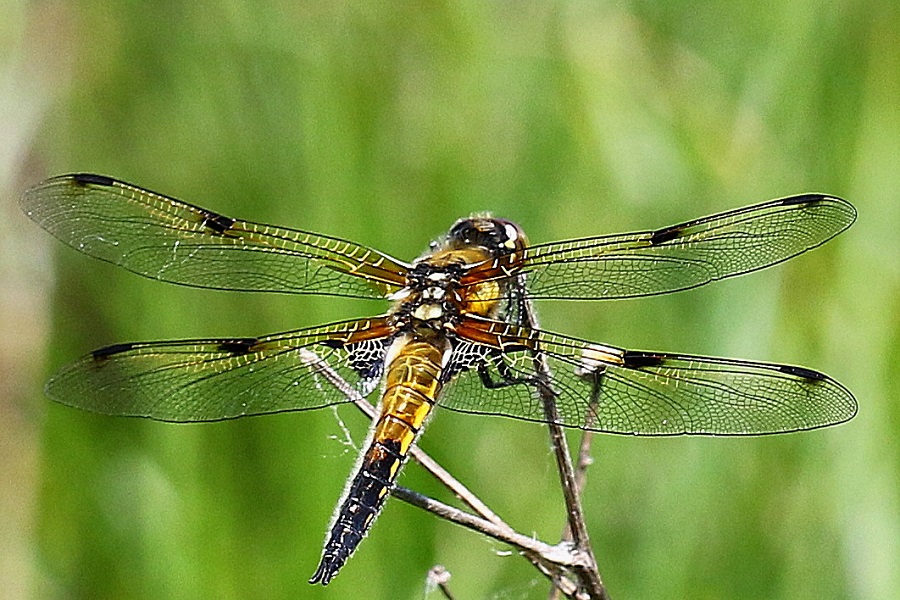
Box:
[309, 557, 341, 585]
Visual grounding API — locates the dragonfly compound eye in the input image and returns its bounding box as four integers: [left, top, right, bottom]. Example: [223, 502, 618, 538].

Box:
[447, 217, 526, 255]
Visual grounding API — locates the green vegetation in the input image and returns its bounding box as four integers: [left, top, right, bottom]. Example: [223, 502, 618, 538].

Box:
[12, 1, 898, 598]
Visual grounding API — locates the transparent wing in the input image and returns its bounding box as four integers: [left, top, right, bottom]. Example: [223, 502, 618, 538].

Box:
[45, 317, 396, 422]
[21, 174, 409, 298]
[470, 195, 855, 300]
[441, 318, 857, 435]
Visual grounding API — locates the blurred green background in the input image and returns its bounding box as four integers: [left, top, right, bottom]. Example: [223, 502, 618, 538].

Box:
[2, 1, 898, 598]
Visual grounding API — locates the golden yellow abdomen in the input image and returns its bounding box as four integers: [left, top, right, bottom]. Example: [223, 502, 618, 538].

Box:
[374, 332, 448, 454]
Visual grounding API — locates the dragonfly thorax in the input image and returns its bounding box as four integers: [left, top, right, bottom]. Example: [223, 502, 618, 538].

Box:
[389, 262, 466, 330]
[391, 217, 530, 331]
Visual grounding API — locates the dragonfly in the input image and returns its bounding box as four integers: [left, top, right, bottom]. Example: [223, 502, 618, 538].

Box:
[21, 174, 857, 585]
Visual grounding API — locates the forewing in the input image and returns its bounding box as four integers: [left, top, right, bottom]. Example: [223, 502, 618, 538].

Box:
[504, 195, 855, 300]
[45, 317, 395, 422]
[21, 174, 409, 298]
[441, 319, 857, 435]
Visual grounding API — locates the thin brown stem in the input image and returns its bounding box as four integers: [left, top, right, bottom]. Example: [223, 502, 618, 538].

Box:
[520, 295, 609, 600]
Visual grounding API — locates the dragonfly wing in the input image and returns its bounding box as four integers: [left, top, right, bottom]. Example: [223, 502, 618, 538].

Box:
[46, 317, 396, 422]
[510, 195, 855, 300]
[441, 318, 857, 435]
[21, 174, 409, 298]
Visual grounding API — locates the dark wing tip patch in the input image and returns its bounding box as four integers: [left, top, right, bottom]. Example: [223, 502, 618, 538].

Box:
[92, 342, 137, 360]
[779, 193, 825, 207]
[71, 173, 116, 187]
[778, 364, 826, 381]
[622, 351, 666, 368]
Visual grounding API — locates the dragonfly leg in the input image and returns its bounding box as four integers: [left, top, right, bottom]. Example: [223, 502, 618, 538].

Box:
[476, 359, 536, 389]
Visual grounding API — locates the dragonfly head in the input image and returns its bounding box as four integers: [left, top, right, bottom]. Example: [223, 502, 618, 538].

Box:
[445, 216, 528, 257]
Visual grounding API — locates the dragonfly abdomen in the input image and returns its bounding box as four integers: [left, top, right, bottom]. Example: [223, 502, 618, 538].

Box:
[309, 331, 449, 585]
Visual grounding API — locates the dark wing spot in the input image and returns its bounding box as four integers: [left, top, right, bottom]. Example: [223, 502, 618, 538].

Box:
[218, 338, 260, 355]
[92, 342, 138, 360]
[779, 194, 823, 207]
[202, 210, 237, 234]
[320, 339, 345, 349]
[72, 173, 116, 187]
[649, 225, 682, 245]
[779, 364, 826, 381]
[623, 351, 666, 368]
